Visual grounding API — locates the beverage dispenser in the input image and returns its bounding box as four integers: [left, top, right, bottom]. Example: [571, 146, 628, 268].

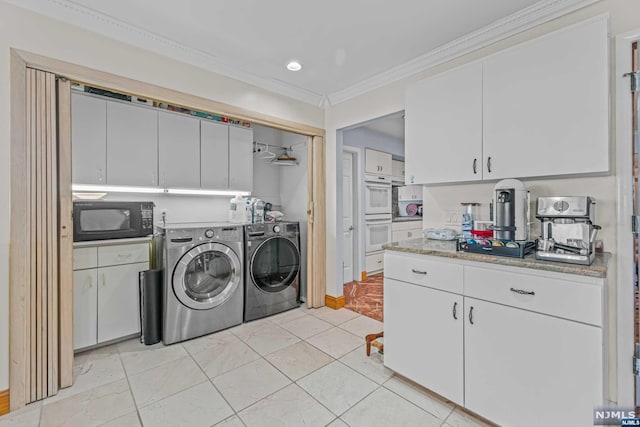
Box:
[493, 179, 529, 241]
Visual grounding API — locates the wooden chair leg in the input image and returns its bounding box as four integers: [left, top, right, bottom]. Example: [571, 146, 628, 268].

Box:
[365, 332, 384, 356]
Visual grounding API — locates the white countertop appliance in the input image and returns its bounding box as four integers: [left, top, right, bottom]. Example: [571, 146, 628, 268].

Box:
[535, 196, 599, 265]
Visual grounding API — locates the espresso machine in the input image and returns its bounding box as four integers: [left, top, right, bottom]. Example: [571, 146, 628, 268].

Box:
[535, 196, 600, 265]
[494, 179, 530, 241]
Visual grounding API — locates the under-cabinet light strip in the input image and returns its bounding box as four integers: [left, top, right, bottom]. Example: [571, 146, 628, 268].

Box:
[72, 184, 250, 197]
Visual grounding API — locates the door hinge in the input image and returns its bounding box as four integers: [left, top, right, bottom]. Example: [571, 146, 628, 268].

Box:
[634, 355, 640, 375]
[624, 71, 640, 93]
[633, 215, 640, 234]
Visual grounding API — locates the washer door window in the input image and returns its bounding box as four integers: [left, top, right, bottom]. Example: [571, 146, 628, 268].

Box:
[251, 237, 300, 294]
[173, 242, 241, 310]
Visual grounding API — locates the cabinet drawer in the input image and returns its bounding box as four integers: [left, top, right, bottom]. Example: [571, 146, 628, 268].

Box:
[384, 252, 463, 294]
[73, 247, 98, 270]
[98, 242, 150, 267]
[366, 252, 384, 273]
[464, 266, 602, 326]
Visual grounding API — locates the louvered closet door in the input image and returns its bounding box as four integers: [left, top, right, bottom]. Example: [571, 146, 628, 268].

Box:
[23, 68, 70, 402]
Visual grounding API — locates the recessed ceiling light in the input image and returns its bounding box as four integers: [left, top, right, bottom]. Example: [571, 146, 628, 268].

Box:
[286, 61, 302, 71]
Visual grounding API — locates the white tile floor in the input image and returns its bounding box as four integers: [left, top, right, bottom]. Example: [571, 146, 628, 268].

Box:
[0, 307, 495, 427]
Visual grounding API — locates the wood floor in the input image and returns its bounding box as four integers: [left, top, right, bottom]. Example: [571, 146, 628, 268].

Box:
[343, 273, 384, 322]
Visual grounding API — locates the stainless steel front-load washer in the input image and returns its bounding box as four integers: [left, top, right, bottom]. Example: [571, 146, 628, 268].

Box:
[244, 222, 301, 322]
[156, 223, 244, 344]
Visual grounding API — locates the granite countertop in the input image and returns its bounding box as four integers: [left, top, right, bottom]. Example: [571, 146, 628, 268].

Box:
[383, 238, 611, 278]
[392, 216, 423, 223]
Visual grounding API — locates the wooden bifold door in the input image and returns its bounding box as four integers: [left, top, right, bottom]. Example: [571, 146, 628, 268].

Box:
[10, 65, 73, 406]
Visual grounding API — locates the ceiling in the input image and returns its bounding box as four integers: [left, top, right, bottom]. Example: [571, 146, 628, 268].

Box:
[8, 0, 597, 106]
[360, 114, 405, 140]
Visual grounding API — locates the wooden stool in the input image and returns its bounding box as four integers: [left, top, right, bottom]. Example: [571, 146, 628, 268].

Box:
[365, 332, 384, 356]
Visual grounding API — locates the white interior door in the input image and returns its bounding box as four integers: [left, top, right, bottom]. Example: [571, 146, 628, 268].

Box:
[343, 151, 355, 283]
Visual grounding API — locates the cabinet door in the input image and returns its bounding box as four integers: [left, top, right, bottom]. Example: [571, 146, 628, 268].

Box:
[378, 151, 392, 176]
[483, 18, 608, 179]
[97, 262, 147, 343]
[71, 94, 107, 185]
[228, 126, 253, 192]
[384, 278, 464, 405]
[201, 120, 229, 189]
[106, 101, 158, 186]
[405, 62, 482, 184]
[73, 269, 98, 350]
[158, 111, 200, 188]
[391, 160, 405, 182]
[464, 297, 602, 427]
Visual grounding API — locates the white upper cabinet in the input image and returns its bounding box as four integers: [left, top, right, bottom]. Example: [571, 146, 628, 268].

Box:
[228, 126, 254, 192]
[72, 93, 107, 185]
[404, 17, 608, 185]
[482, 17, 609, 179]
[158, 111, 201, 188]
[365, 149, 393, 175]
[201, 120, 229, 189]
[391, 160, 405, 182]
[106, 101, 158, 186]
[405, 62, 483, 184]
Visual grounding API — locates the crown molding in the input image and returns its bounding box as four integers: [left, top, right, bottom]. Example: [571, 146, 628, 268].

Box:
[326, 0, 601, 106]
[4, 0, 325, 106]
[5, 0, 600, 108]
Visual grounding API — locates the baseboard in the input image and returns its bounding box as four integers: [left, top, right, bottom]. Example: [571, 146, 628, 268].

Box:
[0, 389, 9, 416]
[325, 295, 345, 310]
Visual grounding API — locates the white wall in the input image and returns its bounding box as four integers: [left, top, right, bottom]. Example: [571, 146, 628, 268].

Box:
[325, 0, 640, 404]
[0, 2, 323, 393]
[252, 124, 283, 206]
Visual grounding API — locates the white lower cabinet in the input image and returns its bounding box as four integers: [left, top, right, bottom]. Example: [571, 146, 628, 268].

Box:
[73, 269, 98, 350]
[464, 297, 602, 427]
[365, 252, 384, 274]
[73, 241, 149, 350]
[385, 278, 464, 405]
[97, 262, 147, 343]
[383, 252, 605, 426]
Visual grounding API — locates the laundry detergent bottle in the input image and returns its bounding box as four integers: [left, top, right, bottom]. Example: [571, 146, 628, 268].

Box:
[229, 195, 246, 223]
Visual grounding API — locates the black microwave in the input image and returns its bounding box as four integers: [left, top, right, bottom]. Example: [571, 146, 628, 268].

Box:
[73, 201, 155, 242]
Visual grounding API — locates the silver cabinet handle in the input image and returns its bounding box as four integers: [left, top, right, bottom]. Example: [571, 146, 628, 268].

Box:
[472, 158, 477, 174]
[411, 269, 427, 275]
[98, 168, 104, 182]
[469, 306, 474, 325]
[377, 260, 382, 264]
[452, 302, 458, 320]
[510, 287, 535, 296]
[486, 156, 492, 173]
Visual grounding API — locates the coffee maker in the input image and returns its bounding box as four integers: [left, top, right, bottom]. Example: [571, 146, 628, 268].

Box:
[535, 196, 600, 265]
[494, 179, 530, 241]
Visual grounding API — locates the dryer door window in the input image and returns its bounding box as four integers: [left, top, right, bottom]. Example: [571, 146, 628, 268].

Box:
[251, 237, 300, 294]
[173, 242, 241, 310]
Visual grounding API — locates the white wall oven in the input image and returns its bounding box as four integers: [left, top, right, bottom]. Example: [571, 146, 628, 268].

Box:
[364, 174, 392, 215]
[365, 214, 392, 253]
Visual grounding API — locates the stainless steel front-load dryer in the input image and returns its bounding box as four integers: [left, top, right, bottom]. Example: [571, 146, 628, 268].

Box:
[244, 222, 301, 322]
[156, 223, 244, 344]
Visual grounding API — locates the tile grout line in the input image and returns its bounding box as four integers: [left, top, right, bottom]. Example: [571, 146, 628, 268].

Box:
[380, 377, 453, 425]
[115, 345, 145, 426]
